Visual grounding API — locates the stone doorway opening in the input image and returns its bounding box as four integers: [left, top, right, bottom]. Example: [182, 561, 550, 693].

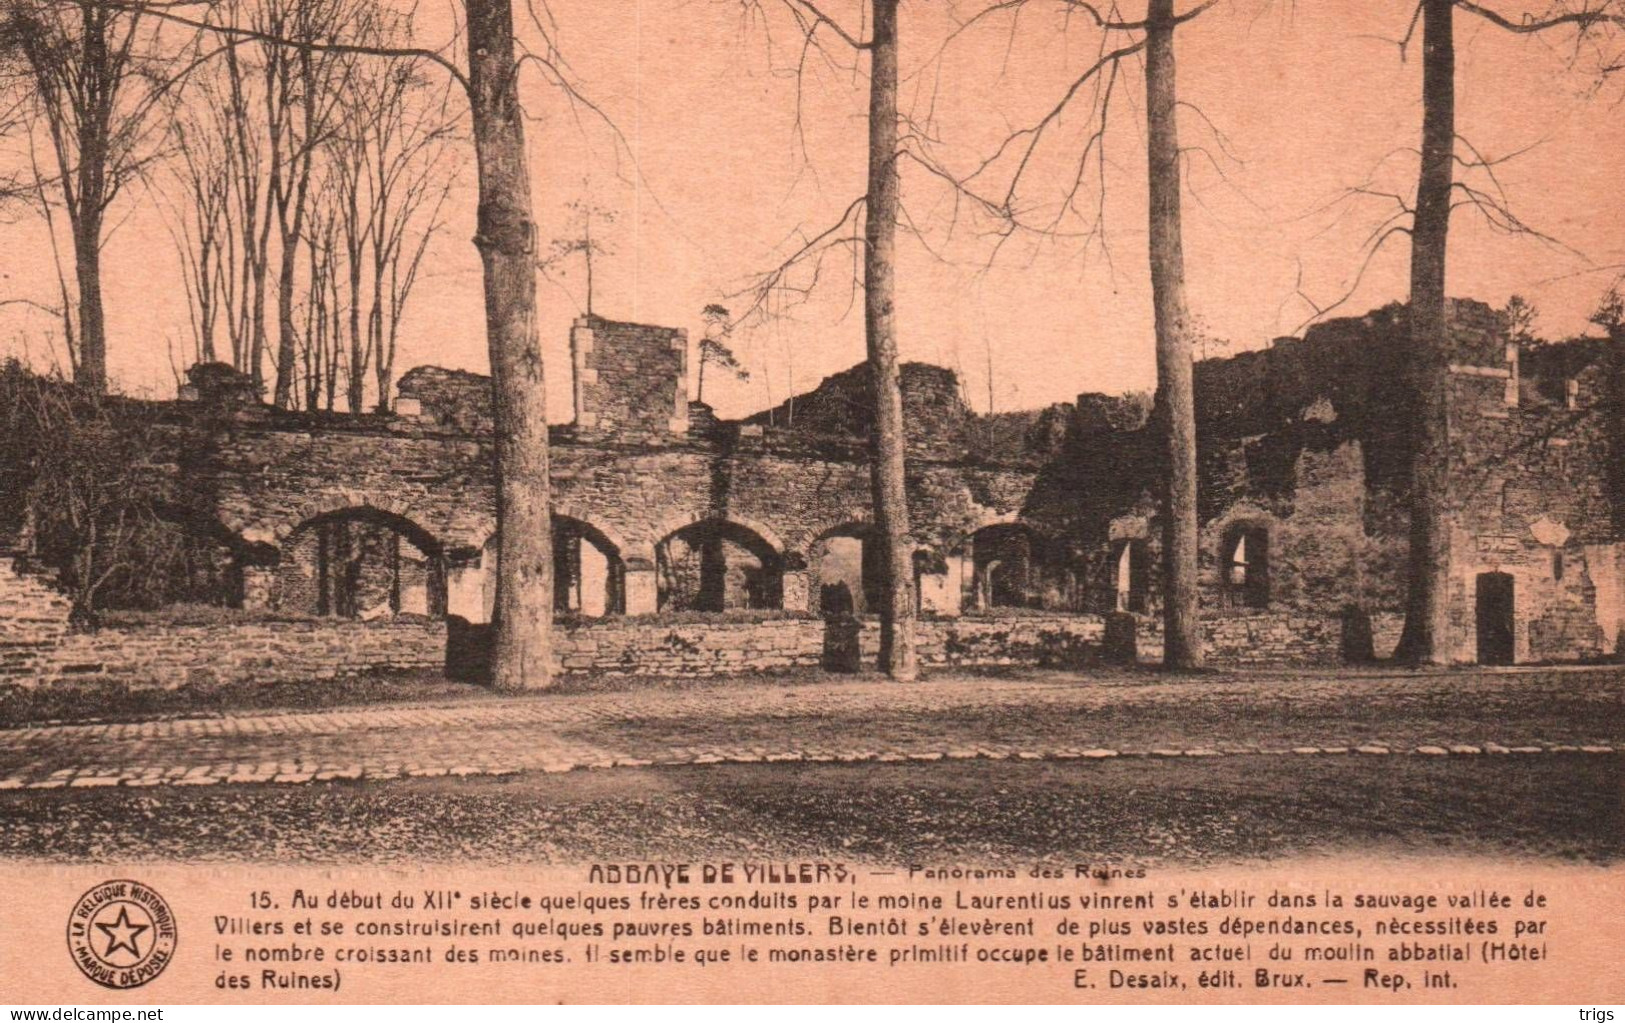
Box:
[1475, 571, 1515, 666]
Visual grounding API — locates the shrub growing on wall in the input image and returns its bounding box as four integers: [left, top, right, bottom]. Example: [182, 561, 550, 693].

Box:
[0, 361, 233, 619]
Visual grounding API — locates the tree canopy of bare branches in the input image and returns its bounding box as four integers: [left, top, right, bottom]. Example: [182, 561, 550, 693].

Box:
[0, 0, 182, 391]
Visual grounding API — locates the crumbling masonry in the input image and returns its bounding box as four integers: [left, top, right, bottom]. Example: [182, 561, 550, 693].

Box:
[2, 299, 1621, 688]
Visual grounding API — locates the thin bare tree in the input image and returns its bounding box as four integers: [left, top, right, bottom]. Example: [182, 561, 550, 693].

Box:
[264, 0, 359, 409]
[0, 0, 180, 391]
[918, 0, 1220, 668]
[86, 0, 628, 688]
[1396, 0, 1620, 663]
[158, 61, 236, 366]
[734, 0, 922, 680]
[355, 51, 459, 412]
[299, 181, 345, 411]
[538, 194, 616, 317]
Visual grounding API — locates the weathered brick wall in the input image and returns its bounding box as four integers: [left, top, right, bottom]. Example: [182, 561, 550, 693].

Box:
[916, 614, 1106, 667]
[6, 305, 1620, 669]
[2, 616, 446, 691]
[1434, 337, 1619, 662]
[396, 366, 493, 431]
[554, 616, 824, 675]
[208, 413, 496, 551]
[1045, 300, 1622, 665]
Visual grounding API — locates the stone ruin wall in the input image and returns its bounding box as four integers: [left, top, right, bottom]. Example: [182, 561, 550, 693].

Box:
[0, 552, 1112, 691]
[3, 300, 1622, 691]
[1036, 299, 1623, 665]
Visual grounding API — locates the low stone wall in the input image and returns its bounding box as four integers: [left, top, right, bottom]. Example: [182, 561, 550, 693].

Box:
[553, 616, 825, 676]
[1201, 613, 1345, 665]
[548, 613, 1111, 676]
[914, 614, 1107, 668]
[1136, 610, 1367, 665]
[4, 604, 1380, 692]
[0, 556, 76, 684]
[4, 617, 447, 691]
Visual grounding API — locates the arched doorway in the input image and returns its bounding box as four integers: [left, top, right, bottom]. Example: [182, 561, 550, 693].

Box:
[1112, 538, 1150, 613]
[478, 515, 627, 621]
[1220, 522, 1271, 609]
[962, 523, 1039, 610]
[656, 519, 783, 611]
[1475, 571, 1515, 665]
[552, 516, 626, 616]
[810, 524, 880, 615]
[276, 507, 445, 618]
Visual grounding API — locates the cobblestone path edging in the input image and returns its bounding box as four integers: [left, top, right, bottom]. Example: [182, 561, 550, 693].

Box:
[2, 739, 1618, 791]
[2, 671, 1619, 789]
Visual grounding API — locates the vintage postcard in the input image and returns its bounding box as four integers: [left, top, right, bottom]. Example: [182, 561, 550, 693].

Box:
[0, 0, 1621, 1007]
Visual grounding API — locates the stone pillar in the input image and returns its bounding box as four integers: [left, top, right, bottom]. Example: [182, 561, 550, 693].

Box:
[445, 555, 490, 623]
[917, 571, 954, 616]
[949, 554, 975, 615]
[570, 318, 599, 430]
[669, 330, 690, 435]
[1104, 612, 1139, 664]
[241, 565, 277, 611]
[624, 559, 659, 616]
[781, 570, 810, 613]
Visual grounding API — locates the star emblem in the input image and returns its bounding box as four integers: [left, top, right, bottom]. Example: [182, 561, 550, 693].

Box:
[94, 906, 150, 959]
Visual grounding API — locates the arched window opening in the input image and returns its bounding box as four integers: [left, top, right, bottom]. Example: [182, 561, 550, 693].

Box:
[1221, 524, 1270, 609]
[964, 523, 1039, 610]
[1113, 538, 1150, 614]
[276, 508, 445, 619]
[552, 517, 626, 617]
[656, 520, 783, 612]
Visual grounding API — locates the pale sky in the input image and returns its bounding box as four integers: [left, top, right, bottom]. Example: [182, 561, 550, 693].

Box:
[2, 0, 1621, 419]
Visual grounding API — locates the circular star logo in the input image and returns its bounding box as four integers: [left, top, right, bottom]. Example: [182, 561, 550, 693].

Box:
[67, 880, 178, 989]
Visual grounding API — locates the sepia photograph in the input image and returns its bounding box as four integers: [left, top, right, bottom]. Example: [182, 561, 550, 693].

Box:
[0, 0, 1621, 1006]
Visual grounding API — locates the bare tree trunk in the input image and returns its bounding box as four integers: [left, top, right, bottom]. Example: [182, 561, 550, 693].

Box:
[346, 221, 365, 412]
[198, 242, 218, 364]
[249, 216, 271, 395]
[468, 0, 553, 689]
[274, 243, 299, 407]
[73, 212, 108, 391]
[71, 10, 111, 393]
[864, 0, 917, 681]
[1612, 322, 1625, 538]
[375, 309, 396, 414]
[1145, 0, 1203, 670]
[1396, 0, 1456, 665]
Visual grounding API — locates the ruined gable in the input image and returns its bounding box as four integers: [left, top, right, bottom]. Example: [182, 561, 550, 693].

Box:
[397, 366, 494, 432]
[744, 361, 974, 460]
[570, 316, 689, 442]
